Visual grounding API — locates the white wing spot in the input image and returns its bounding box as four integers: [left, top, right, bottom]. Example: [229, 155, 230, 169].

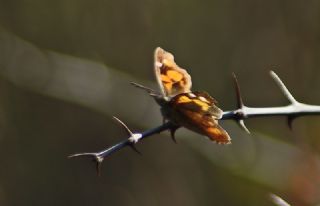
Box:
[155, 62, 163, 67]
[199, 96, 209, 103]
[188, 93, 196, 98]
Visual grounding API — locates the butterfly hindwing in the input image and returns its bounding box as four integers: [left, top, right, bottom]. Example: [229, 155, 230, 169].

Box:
[168, 92, 231, 144]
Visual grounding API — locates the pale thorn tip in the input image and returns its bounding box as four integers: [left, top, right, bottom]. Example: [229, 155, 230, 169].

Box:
[269, 193, 291, 206]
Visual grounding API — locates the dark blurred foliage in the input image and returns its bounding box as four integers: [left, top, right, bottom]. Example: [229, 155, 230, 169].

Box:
[0, 0, 320, 205]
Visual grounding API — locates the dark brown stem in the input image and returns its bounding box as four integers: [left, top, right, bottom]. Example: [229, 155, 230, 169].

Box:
[68, 121, 177, 175]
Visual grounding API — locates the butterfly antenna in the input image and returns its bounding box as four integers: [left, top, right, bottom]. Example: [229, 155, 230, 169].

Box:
[130, 82, 161, 97]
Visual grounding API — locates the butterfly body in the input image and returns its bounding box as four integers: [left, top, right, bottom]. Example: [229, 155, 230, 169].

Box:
[153, 47, 231, 144]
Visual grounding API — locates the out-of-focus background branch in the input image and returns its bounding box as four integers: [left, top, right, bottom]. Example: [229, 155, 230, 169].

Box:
[0, 1, 320, 206]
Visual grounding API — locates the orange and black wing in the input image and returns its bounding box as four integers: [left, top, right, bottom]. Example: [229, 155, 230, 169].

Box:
[154, 47, 192, 99]
[168, 92, 231, 144]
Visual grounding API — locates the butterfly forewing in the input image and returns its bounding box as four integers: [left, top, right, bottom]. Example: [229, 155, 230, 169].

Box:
[154, 47, 192, 98]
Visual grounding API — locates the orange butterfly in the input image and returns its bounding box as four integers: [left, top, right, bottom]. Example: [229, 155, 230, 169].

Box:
[135, 47, 231, 144]
[153, 47, 230, 144]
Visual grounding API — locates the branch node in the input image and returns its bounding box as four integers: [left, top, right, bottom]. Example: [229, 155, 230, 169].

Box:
[128, 133, 143, 144]
[68, 152, 104, 176]
[234, 109, 246, 119]
[113, 116, 142, 153]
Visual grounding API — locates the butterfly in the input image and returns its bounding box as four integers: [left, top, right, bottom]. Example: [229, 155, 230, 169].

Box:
[134, 47, 231, 144]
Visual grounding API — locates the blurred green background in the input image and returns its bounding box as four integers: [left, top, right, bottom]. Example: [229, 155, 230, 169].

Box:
[0, 0, 320, 205]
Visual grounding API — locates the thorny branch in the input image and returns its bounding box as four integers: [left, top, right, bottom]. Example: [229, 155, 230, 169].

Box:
[222, 71, 320, 128]
[69, 71, 320, 175]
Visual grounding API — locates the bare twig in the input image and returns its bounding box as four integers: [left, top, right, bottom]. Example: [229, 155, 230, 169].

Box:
[69, 71, 320, 175]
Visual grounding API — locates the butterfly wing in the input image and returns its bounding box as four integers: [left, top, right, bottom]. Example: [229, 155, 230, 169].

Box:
[167, 92, 231, 144]
[154, 47, 192, 99]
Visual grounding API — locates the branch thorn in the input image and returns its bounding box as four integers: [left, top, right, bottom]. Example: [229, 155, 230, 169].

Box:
[232, 72, 244, 109]
[269, 193, 291, 206]
[270, 71, 298, 104]
[95, 156, 104, 176]
[169, 126, 179, 143]
[129, 144, 142, 155]
[113, 116, 134, 136]
[232, 73, 250, 133]
[287, 116, 295, 130]
[238, 119, 251, 134]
